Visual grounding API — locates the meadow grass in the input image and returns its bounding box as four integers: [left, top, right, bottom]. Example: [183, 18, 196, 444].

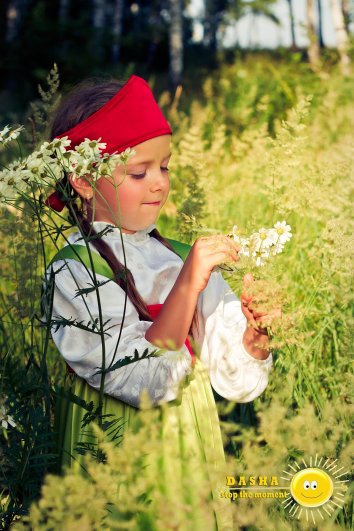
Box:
[1, 58, 353, 529]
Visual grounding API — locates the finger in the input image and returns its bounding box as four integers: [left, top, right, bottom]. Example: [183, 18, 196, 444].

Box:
[254, 308, 282, 329]
[207, 252, 239, 272]
[241, 296, 253, 308]
[252, 310, 269, 319]
[242, 273, 254, 289]
[202, 235, 241, 253]
[241, 305, 255, 322]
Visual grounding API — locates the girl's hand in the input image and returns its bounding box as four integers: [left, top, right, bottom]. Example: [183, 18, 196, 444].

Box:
[240, 273, 282, 335]
[180, 235, 240, 293]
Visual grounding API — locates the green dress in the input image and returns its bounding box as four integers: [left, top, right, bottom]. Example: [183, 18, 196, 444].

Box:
[50, 239, 232, 530]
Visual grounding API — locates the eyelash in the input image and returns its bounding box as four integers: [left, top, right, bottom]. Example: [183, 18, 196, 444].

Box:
[130, 167, 170, 179]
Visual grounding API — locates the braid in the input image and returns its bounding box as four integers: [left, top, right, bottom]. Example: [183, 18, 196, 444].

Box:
[68, 199, 153, 323]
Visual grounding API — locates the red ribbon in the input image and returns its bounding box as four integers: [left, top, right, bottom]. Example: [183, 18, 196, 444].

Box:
[45, 191, 66, 212]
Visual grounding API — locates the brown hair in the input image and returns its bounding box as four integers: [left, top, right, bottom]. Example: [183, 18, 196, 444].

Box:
[50, 79, 199, 341]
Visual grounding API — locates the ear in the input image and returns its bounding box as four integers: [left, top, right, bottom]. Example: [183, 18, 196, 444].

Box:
[68, 174, 93, 200]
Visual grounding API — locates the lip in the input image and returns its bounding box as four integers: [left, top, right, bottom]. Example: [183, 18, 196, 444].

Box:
[143, 201, 161, 205]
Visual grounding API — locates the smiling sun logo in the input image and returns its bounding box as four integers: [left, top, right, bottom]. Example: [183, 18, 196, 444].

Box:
[281, 455, 349, 523]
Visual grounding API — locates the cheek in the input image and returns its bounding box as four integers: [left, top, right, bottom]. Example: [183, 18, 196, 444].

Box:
[117, 182, 142, 212]
[96, 177, 139, 210]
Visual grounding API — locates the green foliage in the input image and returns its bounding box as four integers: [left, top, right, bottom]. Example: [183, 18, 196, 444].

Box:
[1, 58, 353, 529]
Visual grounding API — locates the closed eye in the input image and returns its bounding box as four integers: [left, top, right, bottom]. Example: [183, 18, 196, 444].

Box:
[130, 173, 146, 179]
[130, 167, 170, 179]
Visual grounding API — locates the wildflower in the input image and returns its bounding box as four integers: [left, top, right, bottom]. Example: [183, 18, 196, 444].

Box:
[118, 147, 136, 164]
[228, 220, 292, 267]
[250, 228, 275, 250]
[0, 125, 24, 144]
[0, 405, 16, 429]
[75, 138, 107, 158]
[41, 137, 71, 157]
[252, 247, 271, 267]
[238, 237, 251, 257]
[0, 125, 10, 142]
[230, 225, 242, 243]
[7, 126, 24, 142]
[273, 221, 292, 244]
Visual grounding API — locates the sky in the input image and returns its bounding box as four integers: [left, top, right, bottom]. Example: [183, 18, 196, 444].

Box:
[187, 0, 347, 49]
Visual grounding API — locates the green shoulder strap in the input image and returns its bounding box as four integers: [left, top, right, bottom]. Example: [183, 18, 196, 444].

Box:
[49, 236, 191, 279]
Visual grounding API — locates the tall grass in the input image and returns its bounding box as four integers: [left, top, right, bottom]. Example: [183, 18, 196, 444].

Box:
[1, 59, 353, 529]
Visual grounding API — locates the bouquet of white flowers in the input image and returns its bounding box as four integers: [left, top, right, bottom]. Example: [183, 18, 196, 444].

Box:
[228, 221, 292, 267]
[0, 125, 134, 209]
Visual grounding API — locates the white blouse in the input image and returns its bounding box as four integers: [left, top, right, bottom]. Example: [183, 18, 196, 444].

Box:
[46, 222, 272, 408]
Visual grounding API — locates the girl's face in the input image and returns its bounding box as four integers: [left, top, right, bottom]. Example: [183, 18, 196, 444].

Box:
[87, 135, 171, 233]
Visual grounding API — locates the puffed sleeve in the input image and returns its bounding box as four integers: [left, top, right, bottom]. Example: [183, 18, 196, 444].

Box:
[45, 259, 193, 408]
[192, 271, 272, 403]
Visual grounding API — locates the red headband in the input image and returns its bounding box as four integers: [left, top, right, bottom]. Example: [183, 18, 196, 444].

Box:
[46, 75, 172, 211]
[56, 74, 172, 153]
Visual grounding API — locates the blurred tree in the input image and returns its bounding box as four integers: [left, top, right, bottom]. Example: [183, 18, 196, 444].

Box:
[111, 0, 125, 62]
[341, 0, 350, 33]
[329, 0, 350, 74]
[93, 0, 106, 29]
[0, 1, 11, 71]
[59, 0, 70, 21]
[286, 0, 297, 50]
[5, 0, 32, 44]
[92, 0, 107, 61]
[169, 0, 183, 90]
[306, 0, 320, 70]
[317, 0, 324, 48]
[203, 0, 228, 65]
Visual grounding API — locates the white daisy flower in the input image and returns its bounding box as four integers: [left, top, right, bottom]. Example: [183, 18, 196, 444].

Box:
[269, 241, 285, 256]
[0, 405, 16, 429]
[49, 136, 72, 154]
[0, 125, 11, 142]
[274, 221, 292, 244]
[252, 247, 271, 267]
[7, 126, 24, 142]
[118, 147, 136, 164]
[0, 125, 24, 144]
[238, 237, 250, 257]
[230, 225, 242, 242]
[75, 138, 107, 158]
[251, 228, 275, 250]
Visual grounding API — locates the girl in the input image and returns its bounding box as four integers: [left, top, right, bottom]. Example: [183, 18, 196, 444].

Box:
[45, 75, 276, 529]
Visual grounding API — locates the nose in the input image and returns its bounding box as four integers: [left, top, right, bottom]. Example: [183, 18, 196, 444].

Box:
[150, 168, 169, 191]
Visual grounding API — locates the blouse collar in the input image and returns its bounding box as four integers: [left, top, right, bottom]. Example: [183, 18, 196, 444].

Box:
[91, 221, 157, 244]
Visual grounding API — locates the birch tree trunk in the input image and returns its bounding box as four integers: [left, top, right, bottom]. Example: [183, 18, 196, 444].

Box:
[93, 0, 106, 30]
[286, 0, 297, 50]
[111, 0, 124, 62]
[329, 0, 350, 74]
[168, 0, 183, 91]
[341, 0, 350, 33]
[317, 0, 324, 48]
[6, 0, 31, 43]
[306, 0, 320, 69]
[59, 0, 70, 22]
[204, 0, 218, 65]
[92, 0, 106, 61]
